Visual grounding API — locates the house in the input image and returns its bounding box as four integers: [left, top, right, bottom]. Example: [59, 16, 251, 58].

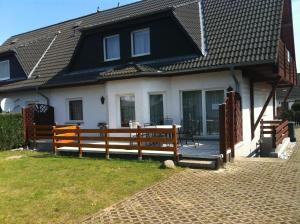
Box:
[0, 0, 297, 157]
[277, 73, 300, 109]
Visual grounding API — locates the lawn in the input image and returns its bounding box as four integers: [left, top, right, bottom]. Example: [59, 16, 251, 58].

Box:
[0, 150, 177, 224]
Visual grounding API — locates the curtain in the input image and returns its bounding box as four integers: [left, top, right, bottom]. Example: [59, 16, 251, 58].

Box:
[206, 90, 224, 135]
[69, 100, 83, 121]
[133, 30, 150, 55]
[150, 95, 164, 125]
[182, 91, 202, 135]
[105, 35, 120, 60]
[0, 61, 10, 80]
[120, 96, 135, 127]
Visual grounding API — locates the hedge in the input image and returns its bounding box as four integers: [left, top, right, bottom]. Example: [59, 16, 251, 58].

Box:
[0, 113, 24, 150]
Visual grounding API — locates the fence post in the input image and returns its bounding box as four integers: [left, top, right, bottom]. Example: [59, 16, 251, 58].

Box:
[77, 126, 82, 157]
[229, 92, 235, 160]
[172, 125, 179, 163]
[272, 126, 276, 148]
[52, 125, 56, 154]
[137, 126, 142, 161]
[219, 104, 227, 163]
[33, 123, 37, 150]
[105, 126, 109, 160]
[53, 126, 58, 155]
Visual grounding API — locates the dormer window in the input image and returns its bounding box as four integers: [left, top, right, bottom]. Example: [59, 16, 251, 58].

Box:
[0, 60, 10, 81]
[131, 28, 150, 57]
[103, 34, 120, 61]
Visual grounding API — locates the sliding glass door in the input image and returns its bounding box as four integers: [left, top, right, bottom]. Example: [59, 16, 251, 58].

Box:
[182, 89, 224, 137]
[206, 90, 224, 136]
[182, 91, 203, 136]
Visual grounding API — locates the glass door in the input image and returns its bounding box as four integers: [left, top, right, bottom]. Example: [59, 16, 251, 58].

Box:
[205, 90, 224, 136]
[182, 91, 203, 136]
[149, 94, 164, 125]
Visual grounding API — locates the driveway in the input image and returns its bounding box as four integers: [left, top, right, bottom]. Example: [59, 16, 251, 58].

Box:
[82, 141, 300, 223]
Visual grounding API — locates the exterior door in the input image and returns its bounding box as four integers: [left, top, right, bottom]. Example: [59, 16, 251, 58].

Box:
[205, 90, 224, 136]
[149, 94, 164, 125]
[182, 91, 203, 136]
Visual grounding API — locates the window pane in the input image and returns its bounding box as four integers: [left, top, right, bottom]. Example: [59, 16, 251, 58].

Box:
[0, 61, 10, 80]
[105, 35, 120, 60]
[69, 100, 83, 121]
[150, 94, 164, 125]
[182, 91, 203, 136]
[133, 29, 150, 56]
[206, 90, 224, 135]
[120, 96, 135, 127]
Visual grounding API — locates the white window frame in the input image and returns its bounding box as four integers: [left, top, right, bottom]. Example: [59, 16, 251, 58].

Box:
[0, 60, 10, 81]
[131, 28, 151, 57]
[66, 98, 84, 123]
[103, 34, 120, 62]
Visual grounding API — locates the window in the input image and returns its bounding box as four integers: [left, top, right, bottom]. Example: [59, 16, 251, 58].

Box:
[131, 28, 150, 57]
[69, 99, 83, 121]
[287, 50, 291, 63]
[103, 34, 120, 61]
[120, 96, 135, 127]
[150, 94, 164, 125]
[0, 60, 10, 80]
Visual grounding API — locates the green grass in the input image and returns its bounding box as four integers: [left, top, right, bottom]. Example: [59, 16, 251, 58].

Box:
[0, 150, 178, 224]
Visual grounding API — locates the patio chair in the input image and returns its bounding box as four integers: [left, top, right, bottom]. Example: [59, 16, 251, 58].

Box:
[163, 118, 173, 125]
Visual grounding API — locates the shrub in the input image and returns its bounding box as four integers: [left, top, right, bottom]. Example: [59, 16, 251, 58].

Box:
[291, 103, 300, 112]
[0, 113, 24, 150]
[280, 109, 294, 121]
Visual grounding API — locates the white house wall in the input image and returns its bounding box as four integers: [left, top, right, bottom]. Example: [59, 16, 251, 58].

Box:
[106, 71, 238, 128]
[0, 71, 277, 157]
[238, 78, 274, 156]
[48, 84, 107, 128]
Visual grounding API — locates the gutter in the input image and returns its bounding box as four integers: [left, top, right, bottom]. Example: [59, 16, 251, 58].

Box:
[229, 66, 240, 93]
[36, 87, 50, 105]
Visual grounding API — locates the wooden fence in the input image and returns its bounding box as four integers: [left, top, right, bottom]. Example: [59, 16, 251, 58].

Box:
[219, 91, 243, 163]
[30, 124, 179, 162]
[260, 120, 289, 148]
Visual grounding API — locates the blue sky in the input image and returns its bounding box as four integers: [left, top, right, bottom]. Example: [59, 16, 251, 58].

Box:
[0, 0, 299, 70]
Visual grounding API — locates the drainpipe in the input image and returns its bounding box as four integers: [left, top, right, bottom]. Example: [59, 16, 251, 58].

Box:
[229, 66, 240, 93]
[36, 87, 49, 105]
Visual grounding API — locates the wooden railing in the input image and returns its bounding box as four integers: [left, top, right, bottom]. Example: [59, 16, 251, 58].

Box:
[219, 91, 243, 163]
[278, 39, 297, 85]
[30, 124, 179, 162]
[260, 120, 289, 148]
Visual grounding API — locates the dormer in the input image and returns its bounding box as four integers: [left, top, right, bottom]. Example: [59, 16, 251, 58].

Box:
[69, 0, 206, 72]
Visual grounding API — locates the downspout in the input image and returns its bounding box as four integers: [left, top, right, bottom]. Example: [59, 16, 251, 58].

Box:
[36, 87, 49, 105]
[229, 66, 240, 93]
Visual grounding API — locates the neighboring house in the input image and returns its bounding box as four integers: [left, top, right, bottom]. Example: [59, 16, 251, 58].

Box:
[0, 0, 297, 156]
[277, 73, 300, 109]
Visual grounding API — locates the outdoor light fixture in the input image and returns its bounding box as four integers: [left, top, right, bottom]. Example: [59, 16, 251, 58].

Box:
[101, 96, 105, 105]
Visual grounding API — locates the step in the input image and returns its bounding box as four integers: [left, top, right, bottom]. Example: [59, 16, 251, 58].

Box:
[178, 159, 217, 170]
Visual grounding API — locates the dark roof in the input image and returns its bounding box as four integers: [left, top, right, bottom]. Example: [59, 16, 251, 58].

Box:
[0, 0, 286, 92]
[277, 74, 300, 101]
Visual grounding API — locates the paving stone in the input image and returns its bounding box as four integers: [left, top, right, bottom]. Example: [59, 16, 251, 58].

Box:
[82, 133, 300, 224]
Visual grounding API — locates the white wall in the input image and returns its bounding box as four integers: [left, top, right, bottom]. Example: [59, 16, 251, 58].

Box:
[0, 71, 276, 157]
[0, 84, 107, 129]
[106, 71, 238, 129]
[48, 85, 107, 128]
[238, 78, 274, 156]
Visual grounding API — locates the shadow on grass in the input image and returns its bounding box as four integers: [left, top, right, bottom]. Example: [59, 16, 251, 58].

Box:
[28, 151, 161, 165]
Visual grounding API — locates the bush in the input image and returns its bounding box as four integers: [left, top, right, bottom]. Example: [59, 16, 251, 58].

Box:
[291, 103, 300, 112]
[0, 113, 24, 150]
